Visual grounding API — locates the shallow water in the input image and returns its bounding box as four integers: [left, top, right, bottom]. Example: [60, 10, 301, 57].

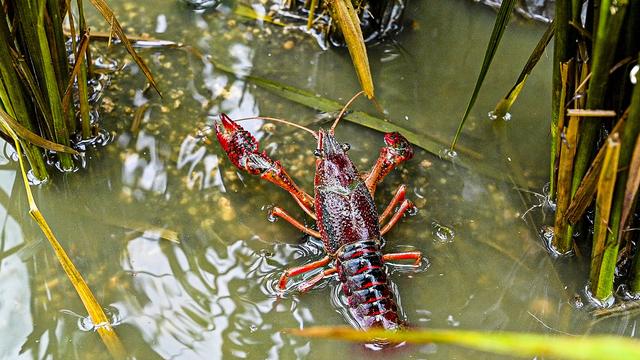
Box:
[1, 0, 637, 359]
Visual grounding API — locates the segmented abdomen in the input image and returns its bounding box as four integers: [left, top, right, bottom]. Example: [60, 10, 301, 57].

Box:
[335, 240, 403, 330]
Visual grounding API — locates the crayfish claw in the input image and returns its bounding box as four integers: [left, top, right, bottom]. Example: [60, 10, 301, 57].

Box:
[243, 152, 276, 175]
[218, 113, 241, 132]
[383, 132, 414, 162]
[213, 113, 315, 212]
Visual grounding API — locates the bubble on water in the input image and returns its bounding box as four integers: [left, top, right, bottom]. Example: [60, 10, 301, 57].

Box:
[540, 226, 554, 244]
[407, 205, 419, 216]
[439, 148, 458, 160]
[488, 110, 512, 122]
[258, 249, 273, 258]
[249, 324, 258, 333]
[181, 0, 221, 11]
[93, 56, 118, 71]
[572, 294, 584, 309]
[7, 147, 18, 162]
[432, 222, 455, 243]
[415, 309, 432, 323]
[446, 314, 460, 327]
[61, 307, 120, 332]
[267, 210, 278, 223]
[78, 315, 96, 332]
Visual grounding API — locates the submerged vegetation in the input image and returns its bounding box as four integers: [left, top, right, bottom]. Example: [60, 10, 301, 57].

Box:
[452, 0, 640, 307]
[0, 0, 156, 181]
[1, 0, 158, 357]
[548, 0, 640, 307]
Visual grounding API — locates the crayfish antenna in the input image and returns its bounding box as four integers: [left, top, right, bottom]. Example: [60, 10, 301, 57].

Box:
[330, 90, 366, 133]
[233, 115, 318, 139]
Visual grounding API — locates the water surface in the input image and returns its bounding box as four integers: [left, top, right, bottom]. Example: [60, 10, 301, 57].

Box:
[1, 1, 635, 359]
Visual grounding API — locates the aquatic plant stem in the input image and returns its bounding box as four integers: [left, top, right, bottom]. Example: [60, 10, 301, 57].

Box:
[0, 4, 48, 180]
[569, 0, 627, 201]
[550, 0, 573, 200]
[589, 135, 620, 300]
[77, 0, 92, 138]
[553, 115, 579, 253]
[31, 0, 74, 170]
[624, 61, 640, 293]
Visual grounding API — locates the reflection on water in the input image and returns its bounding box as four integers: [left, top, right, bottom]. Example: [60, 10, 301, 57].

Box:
[0, 0, 638, 359]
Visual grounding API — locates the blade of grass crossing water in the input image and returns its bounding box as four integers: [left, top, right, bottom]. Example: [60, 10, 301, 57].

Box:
[589, 135, 620, 300]
[0, 118, 126, 359]
[289, 326, 640, 360]
[329, 0, 374, 98]
[450, 0, 516, 150]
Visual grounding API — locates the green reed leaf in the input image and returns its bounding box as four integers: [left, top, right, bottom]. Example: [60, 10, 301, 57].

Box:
[493, 20, 555, 119]
[450, 0, 517, 150]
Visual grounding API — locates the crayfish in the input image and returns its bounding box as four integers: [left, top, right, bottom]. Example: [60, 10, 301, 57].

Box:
[214, 92, 423, 331]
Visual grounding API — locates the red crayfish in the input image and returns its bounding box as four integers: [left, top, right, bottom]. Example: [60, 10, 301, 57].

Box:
[214, 93, 422, 331]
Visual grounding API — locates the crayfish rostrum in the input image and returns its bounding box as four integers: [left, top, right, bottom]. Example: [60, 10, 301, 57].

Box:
[214, 93, 423, 332]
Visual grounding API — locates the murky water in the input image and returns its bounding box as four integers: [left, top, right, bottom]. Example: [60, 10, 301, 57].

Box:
[1, 1, 637, 359]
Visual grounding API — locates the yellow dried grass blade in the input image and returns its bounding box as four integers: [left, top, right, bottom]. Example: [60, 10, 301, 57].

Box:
[552, 115, 580, 253]
[621, 132, 640, 235]
[565, 115, 626, 224]
[0, 120, 125, 359]
[62, 31, 91, 115]
[329, 0, 374, 98]
[590, 134, 621, 299]
[234, 3, 285, 26]
[88, 0, 160, 96]
[307, 0, 319, 29]
[289, 326, 640, 360]
[0, 108, 79, 154]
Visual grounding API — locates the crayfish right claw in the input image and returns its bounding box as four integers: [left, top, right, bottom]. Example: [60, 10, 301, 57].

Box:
[213, 113, 315, 212]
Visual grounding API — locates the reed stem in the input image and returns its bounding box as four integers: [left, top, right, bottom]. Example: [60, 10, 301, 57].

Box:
[569, 0, 627, 198]
[550, 0, 573, 201]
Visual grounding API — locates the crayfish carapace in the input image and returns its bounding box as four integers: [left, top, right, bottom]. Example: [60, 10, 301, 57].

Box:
[214, 92, 423, 332]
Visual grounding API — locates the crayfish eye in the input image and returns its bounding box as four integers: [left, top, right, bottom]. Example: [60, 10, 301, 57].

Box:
[341, 143, 351, 152]
[313, 149, 322, 157]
